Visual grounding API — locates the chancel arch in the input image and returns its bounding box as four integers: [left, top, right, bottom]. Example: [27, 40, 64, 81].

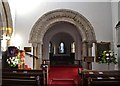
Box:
[29, 9, 96, 69]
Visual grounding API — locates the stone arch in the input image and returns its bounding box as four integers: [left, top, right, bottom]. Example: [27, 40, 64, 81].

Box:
[29, 9, 96, 69]
[29, 9, 96, 44]
[0, 1, 13, 49]
[1, 1, 13, 36]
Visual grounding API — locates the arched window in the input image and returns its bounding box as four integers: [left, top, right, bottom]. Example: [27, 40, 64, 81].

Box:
[71, 42, 75, 53]
[49, 42, 52, 53]
[59, 42, 65, 53]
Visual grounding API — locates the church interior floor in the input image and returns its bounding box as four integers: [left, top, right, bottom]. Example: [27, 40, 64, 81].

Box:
[48, 66, 81, 86]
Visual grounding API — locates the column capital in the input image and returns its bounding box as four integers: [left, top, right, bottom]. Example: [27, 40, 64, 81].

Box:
[32, 43, 37, 47]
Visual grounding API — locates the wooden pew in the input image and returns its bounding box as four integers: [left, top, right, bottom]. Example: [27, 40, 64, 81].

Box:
[78, 70, 120, 86]
[90, 78, 120, 86]
[2, 68, 47, 86]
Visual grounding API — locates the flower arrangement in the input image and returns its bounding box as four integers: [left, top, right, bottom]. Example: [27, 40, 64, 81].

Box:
[98, 50, 117, 64]
[7, 56, 20, 68]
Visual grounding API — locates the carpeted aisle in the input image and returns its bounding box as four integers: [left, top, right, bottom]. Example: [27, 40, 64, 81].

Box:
[48, 66, 81, 86]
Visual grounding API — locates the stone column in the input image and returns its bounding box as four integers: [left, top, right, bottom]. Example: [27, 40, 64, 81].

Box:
[82, 41, 88, 57]
[36, 43, 43, 69]
[82, 41, 93, 69]
[82, 41, 88, 68]
[87, 42, 92, 56]
[87, 42, 94, 69]
[32, 43, 37, 69]
[92, 43, 96, 56]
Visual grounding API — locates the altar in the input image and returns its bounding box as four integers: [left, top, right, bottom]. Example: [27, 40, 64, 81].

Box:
[50, 53, 75, 65]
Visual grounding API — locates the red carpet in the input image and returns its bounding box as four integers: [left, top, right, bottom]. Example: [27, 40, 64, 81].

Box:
[48, 66, 81, 86]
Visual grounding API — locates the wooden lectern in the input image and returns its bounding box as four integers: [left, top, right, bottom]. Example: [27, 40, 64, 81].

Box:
[84, 56, 94, 70]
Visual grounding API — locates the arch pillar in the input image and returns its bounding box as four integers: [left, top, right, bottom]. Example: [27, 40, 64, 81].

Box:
[82, 41, 94, 69]
[82, 41, 93, 57]
[82, 41, 88, 57]
[36, 43, 43, 69]
[88, 42, 93, 56]
[82, 41, 88, 69]
[32, 43, 37, 69]
[87, 42, 93, 69]
[32, 43, 43, 69]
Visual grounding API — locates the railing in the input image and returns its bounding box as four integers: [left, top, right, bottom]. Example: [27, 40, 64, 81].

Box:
[25, 52, 38, 59]
[42, 59, 82, 67]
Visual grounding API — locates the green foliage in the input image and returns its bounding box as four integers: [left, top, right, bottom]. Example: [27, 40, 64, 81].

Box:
[7, 56, 20, 68]
[98, 50, 117, 64]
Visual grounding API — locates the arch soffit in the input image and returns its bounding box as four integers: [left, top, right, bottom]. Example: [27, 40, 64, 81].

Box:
[29, 9, 96, 44]
[1, 1, 13, 37]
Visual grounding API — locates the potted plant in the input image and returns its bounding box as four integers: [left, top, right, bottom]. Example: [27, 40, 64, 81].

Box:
[98, 50, 117, 70]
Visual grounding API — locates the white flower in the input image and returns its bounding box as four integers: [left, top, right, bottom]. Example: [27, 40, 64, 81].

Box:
[110, 52, 113, 56]
[8, 61, 10, 64]
[10, 57, 12, 60]
[106, 53, 109, 56]
[100, 50, 117, 64]
[12, 57, 15, 59]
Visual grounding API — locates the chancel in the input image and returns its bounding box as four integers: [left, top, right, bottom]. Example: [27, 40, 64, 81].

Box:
[0, 0, 120, 86]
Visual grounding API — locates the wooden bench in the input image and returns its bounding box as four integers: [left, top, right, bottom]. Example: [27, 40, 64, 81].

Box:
[78, 70, 120, 86]
[2, 68, 47, 86]
[90, 78, 120, 86]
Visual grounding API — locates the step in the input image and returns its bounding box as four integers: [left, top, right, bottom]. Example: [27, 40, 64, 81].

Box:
[50, 78, 75, 85]
[52, 78, 74, 81]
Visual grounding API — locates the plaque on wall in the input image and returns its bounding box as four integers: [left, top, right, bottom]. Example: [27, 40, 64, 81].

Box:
[96, 42, 111, 62]
[24, 47, 31, 52]
[117, 26, 120, 48]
